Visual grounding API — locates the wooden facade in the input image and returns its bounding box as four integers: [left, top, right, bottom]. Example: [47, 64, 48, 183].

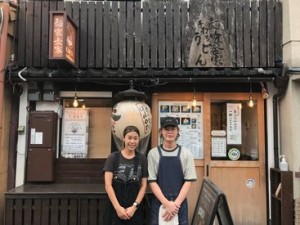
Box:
[5, 0, 284, 225]
[17, 0, 282, 70]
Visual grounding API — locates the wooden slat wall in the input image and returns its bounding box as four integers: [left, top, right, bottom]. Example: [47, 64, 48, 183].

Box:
[17, 0, 282, 69]
[5, 196, 104, 225]
[5, 194, 152, 225]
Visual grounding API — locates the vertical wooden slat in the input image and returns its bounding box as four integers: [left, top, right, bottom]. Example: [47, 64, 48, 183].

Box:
[15, 199, 23, 225]
[48, 0, 57, 68]
[119, 2, 126, 67]
[69, 199, 78, 225]
[97, 198, 106, 225]
[57, 1, 64, 11]
[33, 1, 41, 67]
[80, 2, 88, 68]
[24, 199, 33, 225]
[259, 0, 267, 67]
[236, 1, 243, 67]
[89, 199, 97, 225]
[158, 2, 165, 68]
[180, 2, 187, 67]
[111, 1, 119, 68]
[17, 1, 26, 66]
[65, 1, 72, 16]
[267, 0, 275, 67]
[166, 3, 173, 68]
[41, 199, 50, 225]
[173, 4, 180, 68]
[41, 1, 49, 67]
[49, 1, 58, 20]
[95, 2, 103, 68]
[251, 0, 259, 67]
[80, 199, 88, 225]
[72, 2, 80, 68]
[274, 1, 282, 63]
[60, 199, 68, 225]
[5, 199, 14, 225]
[127, 2, 134, 68]
[150, 3, 158, 67]
[26, 1, 34, 66]
[243, 0, 251, 67]
[227, 1, 236, 67]
[88, 2, 96, 67]
[33, 199, 42, 225]
[135, 2, 142, 68]
[142, 2, 150, 68]
[50, 199, 59, 225]
[103, 2, 111, 67]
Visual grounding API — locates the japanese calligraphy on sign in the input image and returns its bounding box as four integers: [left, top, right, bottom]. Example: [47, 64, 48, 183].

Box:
[226, 103, 241, 145]
[186, 0, 232, 67]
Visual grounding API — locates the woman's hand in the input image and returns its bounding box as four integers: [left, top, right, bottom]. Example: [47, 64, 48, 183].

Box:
[116, 206, 130, 220]
[125, 205, 137, 218]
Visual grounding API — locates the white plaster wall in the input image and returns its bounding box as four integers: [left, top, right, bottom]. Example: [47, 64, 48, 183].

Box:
[15, 84, 28, 187]
[282, 0, 300, 199]
[279, 75, 300, 198]
[282, 0, 300, 67]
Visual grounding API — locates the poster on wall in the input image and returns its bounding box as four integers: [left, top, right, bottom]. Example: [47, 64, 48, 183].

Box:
[61, 108, 89, 158]
[158, 101, 203, 159]
[226, 103, 242, 145]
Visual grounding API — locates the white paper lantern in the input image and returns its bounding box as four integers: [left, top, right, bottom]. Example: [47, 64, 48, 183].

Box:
[111, 100, 152, 140]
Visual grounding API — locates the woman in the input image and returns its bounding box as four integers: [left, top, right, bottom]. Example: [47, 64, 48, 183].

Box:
[103, 125, 148, 225]
[147, 117, 197, 225]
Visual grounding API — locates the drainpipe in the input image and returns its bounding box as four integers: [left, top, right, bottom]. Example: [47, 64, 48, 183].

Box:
[273, 65, 289, 168]
[0, 3, 9, 161]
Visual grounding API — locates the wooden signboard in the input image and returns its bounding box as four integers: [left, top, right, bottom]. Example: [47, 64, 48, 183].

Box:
[192, 178, 234, 225]
[49, 11, 77, 67]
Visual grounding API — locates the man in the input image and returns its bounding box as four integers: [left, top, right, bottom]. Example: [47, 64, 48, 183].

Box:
[148, 116, 197, 225]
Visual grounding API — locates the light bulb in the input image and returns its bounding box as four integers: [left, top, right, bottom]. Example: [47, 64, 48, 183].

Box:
[248, 95, 254, 107]
[73, 93, 78, 107]
[192, 96, 197, 107]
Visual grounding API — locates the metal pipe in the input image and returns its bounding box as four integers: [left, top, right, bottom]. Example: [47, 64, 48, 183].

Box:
[273, 65, 289, 168]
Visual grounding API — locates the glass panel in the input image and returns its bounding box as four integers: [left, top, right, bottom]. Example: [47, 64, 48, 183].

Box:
[60, 98, 112, 159]
[211, 100, 258, 161]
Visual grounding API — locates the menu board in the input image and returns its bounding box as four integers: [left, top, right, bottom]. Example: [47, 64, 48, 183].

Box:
[158, 101, 204, 159]
[191, 178, 234, 225]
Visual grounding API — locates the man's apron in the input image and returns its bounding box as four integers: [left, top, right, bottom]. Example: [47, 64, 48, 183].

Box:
[103, 152, 142, 225]
[150, 145, 188, 225]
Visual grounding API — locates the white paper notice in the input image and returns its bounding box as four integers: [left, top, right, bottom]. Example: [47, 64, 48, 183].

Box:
[62, 108, 89, 157]
[35, 132, 43, 144]
[30, 128, 36, 144]
[226, 103, 242, 144]
[211, 137, 227, 157]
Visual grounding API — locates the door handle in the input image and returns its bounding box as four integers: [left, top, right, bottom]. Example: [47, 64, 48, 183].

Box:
[206, 164, 209, 177]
